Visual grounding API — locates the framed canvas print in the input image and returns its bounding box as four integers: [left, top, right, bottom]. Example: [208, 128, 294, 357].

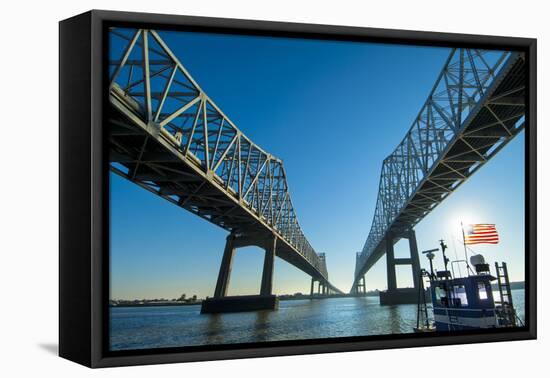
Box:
[59, 10, 537, 368]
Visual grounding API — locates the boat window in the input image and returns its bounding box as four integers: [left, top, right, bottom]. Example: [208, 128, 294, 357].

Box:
[434, 286, 447, 306]
[453, 285, 468, 307]
[478, 282, 488, 300]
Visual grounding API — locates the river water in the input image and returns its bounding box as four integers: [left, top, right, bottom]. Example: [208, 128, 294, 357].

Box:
[110, 289, 525, 351]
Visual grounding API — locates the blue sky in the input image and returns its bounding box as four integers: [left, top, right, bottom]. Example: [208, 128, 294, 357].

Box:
[109, 30, 524, 300]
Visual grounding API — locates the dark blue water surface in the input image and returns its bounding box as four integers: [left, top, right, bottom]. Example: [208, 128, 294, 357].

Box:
[110, 290, 525, 351]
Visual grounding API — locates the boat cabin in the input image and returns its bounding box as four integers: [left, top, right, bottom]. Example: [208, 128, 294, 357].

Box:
[430, 273, 498, 331]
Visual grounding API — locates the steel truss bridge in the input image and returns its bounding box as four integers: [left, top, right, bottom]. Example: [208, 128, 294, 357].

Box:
[351, 48, 526, 294]
[107, 28, 342, 300]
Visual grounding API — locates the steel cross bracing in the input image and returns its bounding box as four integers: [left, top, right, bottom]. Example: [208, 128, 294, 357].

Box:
[352, 48, 526, 292]
[107, 28, 341, 293]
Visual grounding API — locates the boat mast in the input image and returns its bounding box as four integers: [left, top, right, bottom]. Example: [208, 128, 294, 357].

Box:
[460, 222, 474, 275]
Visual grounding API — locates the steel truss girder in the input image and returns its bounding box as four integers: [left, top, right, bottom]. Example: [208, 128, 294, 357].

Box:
[352, 48, 526, 291]
[107, 28, 341, 291]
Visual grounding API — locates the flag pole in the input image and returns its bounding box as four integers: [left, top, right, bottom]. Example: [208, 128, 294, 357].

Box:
[461, 221, 473, 275]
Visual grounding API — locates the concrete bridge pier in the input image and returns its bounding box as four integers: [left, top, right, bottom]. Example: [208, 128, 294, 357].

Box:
[310, 277, 316, 297]
[311, 279, 327, 297]
[260, 236, 276, 296]
[212, 233, 237, 298]
[356, 276, 366, 296]
[379, 229, 421, 305]
[310, 277, 325, 296]
[201, 233, 279, 313]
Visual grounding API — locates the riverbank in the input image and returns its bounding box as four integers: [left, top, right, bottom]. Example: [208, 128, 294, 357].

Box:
[110, 293, 370, 308]
[111, 301, 202, 308]
[111, 282, 525, 308]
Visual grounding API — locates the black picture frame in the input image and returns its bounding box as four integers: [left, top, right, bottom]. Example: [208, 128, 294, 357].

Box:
[59, 9, 537, 368]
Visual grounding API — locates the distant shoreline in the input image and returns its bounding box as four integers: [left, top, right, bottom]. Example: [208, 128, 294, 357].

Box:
[111, 301, 202, 308]
[111, 294, 367, 308]
[491, 281, 525, 291]
[111, 282, 525, 308]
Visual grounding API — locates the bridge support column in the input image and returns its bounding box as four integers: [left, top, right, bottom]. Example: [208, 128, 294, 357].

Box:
[386, 232, 397, 291]
[260, 236, 276, 296]
[310, 277, 316, 297]
[380, 229, 421, 305]
[201, 233, 279, 314]
[213, 234, 236, 298]
[356, 276, 366, 295]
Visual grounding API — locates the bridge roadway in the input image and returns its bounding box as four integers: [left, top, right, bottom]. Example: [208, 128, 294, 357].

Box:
[352, 49, 526, 295]
[107, 29, 342, 311]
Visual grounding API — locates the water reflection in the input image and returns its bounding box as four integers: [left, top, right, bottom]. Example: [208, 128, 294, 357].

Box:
[205, 314, 223, 345]
[386, 306, 402, 334]
[253, 310, 271, 342]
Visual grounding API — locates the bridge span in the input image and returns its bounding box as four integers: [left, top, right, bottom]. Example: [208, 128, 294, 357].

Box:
[351, 48, 525, 303]
[107, 28, 342, 313]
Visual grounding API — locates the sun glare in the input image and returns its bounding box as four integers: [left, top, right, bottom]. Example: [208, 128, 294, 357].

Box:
[446, 209, 488, 242]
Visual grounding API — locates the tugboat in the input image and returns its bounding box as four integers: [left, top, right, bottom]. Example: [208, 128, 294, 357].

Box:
[414, 239, 522, 332]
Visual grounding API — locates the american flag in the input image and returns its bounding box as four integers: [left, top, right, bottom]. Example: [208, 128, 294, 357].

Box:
[464, 224, 499, 245]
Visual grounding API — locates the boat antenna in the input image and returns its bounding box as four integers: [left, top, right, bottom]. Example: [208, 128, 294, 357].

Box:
[439, 239, 449, 272]
[421, 248, 438, 279]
